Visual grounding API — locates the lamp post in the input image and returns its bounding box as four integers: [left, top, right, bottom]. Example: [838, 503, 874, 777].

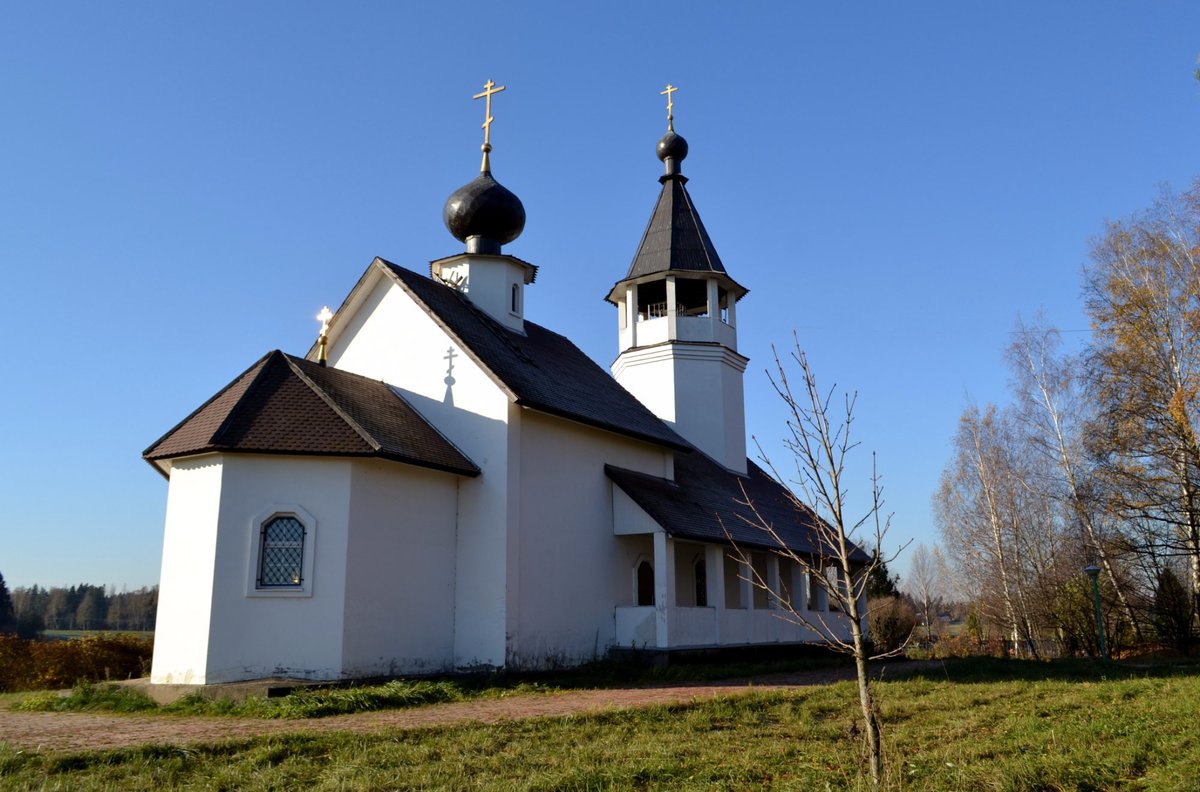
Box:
[1084, 564, 1108, 661]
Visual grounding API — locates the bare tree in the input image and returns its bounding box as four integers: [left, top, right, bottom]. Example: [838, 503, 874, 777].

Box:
[1008, 318, 1143, 639]
[905, 543, 942, 643]
[728, 338, 904, 789]
[936, 403, 1067, 656]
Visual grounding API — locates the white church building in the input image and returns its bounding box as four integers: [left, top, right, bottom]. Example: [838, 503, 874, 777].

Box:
[144, 89, 866, 685]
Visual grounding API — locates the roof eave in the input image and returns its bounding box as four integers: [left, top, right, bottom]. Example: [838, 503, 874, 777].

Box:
[604, 270, 750, 305]
[144, 447, 479, 478]
[518, 400, 692, 453]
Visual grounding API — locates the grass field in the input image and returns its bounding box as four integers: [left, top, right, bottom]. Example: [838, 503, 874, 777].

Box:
[2, 658, 1199, 791]
[11, 655, 847, 718]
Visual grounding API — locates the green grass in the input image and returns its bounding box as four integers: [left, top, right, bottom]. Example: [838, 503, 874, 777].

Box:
[14, 682, 159, 714]
[11, 678, 520, 719]
[164, 678, 541, 719]
[10, 655, 847, 719]
[4, 658, 1200, 790]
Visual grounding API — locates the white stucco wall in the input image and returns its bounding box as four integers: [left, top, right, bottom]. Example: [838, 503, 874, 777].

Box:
[341, 459, 459, 676]
[512, 410, 671, 667]
[151, 457, 223, 684]
[202, 455, 352, 683]
[430, 255, 530, 332]
[613, 342, 747, 473]
[326, 271, 512, 668]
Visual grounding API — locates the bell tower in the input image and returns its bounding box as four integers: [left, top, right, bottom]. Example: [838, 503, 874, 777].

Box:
[607, 88, 749, 473]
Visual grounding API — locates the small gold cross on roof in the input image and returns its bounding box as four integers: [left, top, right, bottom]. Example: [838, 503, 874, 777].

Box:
[660, 84, 678, 131]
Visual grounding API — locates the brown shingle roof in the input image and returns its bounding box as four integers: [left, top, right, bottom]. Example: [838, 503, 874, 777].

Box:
[605, 452, 869, 561]
[144, 350, 478, 478]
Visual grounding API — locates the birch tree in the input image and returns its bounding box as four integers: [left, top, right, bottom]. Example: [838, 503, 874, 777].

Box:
[1007, 319, 1143, 638]
[1084, 179, 1200, 609]
[935, 404, 1064, 655]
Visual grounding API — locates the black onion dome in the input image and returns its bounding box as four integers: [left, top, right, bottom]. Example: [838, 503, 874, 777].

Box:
[443, 171, 526, 254]
[656, 130, 689, 163]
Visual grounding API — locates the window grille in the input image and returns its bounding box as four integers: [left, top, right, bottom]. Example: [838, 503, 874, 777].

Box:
[258, 515, 305, 587]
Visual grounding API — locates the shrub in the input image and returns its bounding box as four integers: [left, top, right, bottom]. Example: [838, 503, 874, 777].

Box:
[0, 633, 153, 692]
[916, 633, 1007, 659]
[1153, 568, 1195, 655]
[868, 596, 916, 653]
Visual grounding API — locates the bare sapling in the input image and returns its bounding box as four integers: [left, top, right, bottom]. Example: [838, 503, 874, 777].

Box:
[725, 335, 907, 789]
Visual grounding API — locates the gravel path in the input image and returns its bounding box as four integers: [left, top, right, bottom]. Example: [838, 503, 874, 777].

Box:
[0, 661, 937, 754]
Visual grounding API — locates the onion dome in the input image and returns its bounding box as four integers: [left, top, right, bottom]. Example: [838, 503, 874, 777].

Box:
[657, 129, 688, 181]
[443, 169, 525, 255]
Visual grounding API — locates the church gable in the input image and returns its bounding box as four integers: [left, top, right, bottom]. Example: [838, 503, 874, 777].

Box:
[377, 260, 691, 452]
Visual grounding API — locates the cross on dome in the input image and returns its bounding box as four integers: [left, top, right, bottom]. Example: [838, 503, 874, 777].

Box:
[660, 83, 678, 131]
[443, 79, 526, 254]
[473, 79, 507, 172]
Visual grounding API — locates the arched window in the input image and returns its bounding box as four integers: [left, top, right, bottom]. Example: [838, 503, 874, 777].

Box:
[258, 515, 305, 587]
[511, 283, 521, 315]
[636, 560, 655, 606]
[694, 557, 708, 607]
[246, 505, 316, 598]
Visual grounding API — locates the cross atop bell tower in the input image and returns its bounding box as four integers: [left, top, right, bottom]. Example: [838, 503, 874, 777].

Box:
[660, 83, 678, 131]
[606, 89, 750, 473]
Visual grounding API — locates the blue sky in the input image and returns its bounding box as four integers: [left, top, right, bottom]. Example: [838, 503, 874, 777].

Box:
[2, 3, 1198, 589]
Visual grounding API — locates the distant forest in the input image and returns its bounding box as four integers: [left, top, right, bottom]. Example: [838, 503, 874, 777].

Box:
[2, 575, 157, 638]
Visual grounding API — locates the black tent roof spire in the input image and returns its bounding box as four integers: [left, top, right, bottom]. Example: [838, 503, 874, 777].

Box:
[443, 79, 526, 255]
[605, 84, 746, 299]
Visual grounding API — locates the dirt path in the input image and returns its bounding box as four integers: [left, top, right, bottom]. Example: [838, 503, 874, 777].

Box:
[0, 661, 937, 753]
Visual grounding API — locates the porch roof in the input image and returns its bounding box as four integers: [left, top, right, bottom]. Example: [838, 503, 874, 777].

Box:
[606, 452, 870, 562]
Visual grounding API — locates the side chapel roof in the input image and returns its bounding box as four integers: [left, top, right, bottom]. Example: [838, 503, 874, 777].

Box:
[606, 452, 871, 561]
[367, 259, 693, 452]
[143, 350, 479, 478]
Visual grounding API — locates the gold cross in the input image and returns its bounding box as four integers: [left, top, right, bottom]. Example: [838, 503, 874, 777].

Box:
[473, 79, 506, 149]
[315, 306, 333, 366]
[660, 84, 678, 130]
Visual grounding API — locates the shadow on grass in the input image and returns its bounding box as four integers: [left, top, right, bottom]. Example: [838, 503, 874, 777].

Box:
[902, 655, 1200, 685]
